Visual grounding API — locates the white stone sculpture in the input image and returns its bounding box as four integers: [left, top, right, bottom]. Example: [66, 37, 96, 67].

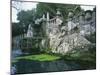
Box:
[26, 24, 33, 37]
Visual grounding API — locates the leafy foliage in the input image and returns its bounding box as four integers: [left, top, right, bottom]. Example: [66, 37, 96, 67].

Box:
[17, 9, 35, 25]
[12, 23, 23, 36]
[35, 3, 81, 19]
[62, 45, 96, 69]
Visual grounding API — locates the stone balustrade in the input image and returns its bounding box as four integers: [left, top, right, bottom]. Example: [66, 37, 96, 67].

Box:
[47, 17, 57, 25]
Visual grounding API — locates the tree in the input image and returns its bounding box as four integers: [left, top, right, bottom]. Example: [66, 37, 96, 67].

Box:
[12, 0, 23, 11]
[17, 9, 35, 24]
[12, 23, 22, 37]
[35, 2, 81, 19]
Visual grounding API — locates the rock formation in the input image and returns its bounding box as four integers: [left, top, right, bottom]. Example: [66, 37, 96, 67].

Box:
[41, 9, 96, 54]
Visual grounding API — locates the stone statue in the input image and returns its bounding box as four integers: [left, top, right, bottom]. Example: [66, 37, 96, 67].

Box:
[56, 9, 63, 25]
[79, 13, 85, 24]
[85, 10, 92, 21]
[68, 11, 74, 21]
[47, 12, 50, 21]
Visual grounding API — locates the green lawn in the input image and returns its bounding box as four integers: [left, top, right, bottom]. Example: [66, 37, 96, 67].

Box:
[13, 54, 60, 62]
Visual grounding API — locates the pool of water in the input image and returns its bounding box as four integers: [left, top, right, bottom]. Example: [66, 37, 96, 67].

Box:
[13, 59, 91, 74]
[11, 49, 95, 74]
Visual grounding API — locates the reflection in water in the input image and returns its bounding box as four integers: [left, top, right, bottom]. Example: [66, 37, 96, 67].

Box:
[12, 49, 23, 60]
[15, 59, 83, 74]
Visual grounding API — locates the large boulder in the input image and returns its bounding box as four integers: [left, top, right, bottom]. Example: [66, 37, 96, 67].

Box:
[51, 33, 91, 55]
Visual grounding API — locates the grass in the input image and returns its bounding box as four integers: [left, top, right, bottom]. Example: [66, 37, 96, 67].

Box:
[13, 54, 60, 62]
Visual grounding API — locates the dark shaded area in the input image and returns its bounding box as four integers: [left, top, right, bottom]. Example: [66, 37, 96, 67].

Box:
[62, 46, 96, 71]
[12, 23, 28, 37]
[13, 58, 95, 74]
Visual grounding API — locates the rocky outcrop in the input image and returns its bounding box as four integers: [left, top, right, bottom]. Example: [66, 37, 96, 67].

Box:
[55, 33, 91, 54]
[43, 9, 96, 54]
